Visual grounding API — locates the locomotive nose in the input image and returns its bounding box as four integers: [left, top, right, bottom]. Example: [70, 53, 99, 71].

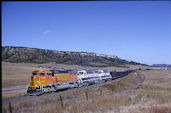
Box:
[30, 75, 39, 87]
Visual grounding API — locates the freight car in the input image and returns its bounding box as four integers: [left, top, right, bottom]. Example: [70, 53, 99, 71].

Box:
[111, 70, 134, 79]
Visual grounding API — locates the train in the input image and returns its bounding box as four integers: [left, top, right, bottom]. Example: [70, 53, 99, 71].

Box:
[27, 69, 134, 96]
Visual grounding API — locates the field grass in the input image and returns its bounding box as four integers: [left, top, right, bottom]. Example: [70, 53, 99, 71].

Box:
[2, 91, 26, 99]
[102, 71, 139, 91]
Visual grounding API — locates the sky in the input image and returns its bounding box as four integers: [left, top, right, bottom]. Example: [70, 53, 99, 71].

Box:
[2, 1, 171, 65]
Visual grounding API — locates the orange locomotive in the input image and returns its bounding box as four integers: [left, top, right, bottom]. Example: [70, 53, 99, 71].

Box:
[27, 69, 78, 95]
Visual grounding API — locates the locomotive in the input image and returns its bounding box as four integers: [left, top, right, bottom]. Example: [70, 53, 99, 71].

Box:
[27, 69, 134, 96]
[77, 70, 112, 86]
[27, 69, 112, 96]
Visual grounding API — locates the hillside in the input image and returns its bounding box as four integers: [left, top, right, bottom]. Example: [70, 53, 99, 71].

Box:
[152, 64, 171, 68]
[2, 46, 145, 67]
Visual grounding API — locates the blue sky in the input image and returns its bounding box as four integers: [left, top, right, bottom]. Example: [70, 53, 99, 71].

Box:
[2, 1, 171, 65]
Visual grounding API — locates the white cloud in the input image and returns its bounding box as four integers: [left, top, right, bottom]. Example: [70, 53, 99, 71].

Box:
[43, 30, 52, 34]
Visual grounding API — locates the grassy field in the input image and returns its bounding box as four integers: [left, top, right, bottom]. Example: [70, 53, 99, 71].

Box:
[3, 69, 171, 113]
[4, 62, 168, 113]
[2, 91, 27, 99]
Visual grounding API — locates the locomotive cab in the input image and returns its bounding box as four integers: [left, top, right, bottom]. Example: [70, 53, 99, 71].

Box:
[27, 70, 54, 95]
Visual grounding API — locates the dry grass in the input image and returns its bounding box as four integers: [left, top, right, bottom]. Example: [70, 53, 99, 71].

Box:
[150, 106, 171, 113]
[102, 72, 138, 91]
[2, 91, 26, 99]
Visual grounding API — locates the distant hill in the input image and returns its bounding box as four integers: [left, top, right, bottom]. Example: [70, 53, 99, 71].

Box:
[2, 46, 146, 67]
[152, 64, 171, 68]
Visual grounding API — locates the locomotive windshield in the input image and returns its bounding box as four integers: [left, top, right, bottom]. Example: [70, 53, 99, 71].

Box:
[32, 73, 37, 75]
[78, 72, 83, 75]
[47, 73, 52, 76]
[40, 73, 45, 76]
